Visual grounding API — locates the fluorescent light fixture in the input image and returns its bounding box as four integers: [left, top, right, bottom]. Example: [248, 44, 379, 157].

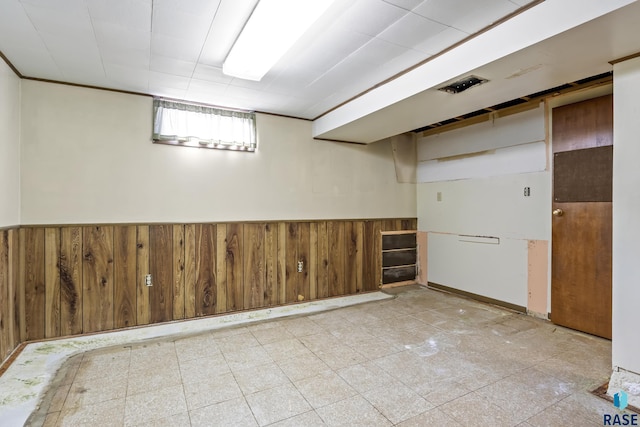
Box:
[223, 0, 336, 81]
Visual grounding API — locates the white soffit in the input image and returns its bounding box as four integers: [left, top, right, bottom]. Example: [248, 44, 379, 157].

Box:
[312, 0, 638, 143]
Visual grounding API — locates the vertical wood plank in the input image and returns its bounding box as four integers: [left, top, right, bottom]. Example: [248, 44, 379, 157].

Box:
[277, 223, 286, 305]
[215, 224, 227, 314]
[381, 219, 397, 232]
[264, 223, 278, 306]
[363, 221, 382, 292]
[136, 226, 150, 326]
[285, 223, 298, 303]
[0, 231, 8, 359]
[298, 222, 311, 301]
[373, 221, 382, 290]
[401, 219, 417, 230]
[184, 224, 196, 319]
[328, 221, 345, 297]
[316, 221, 329, 299]
[9, 229, 20, 348]
[22, 228, 45, 341]
[113, 226, 137, 329]
[345, 222, 363, 295]
[309, 223, 317, 300]
[195, 224, 216, 317]
[149, 225, 173, 324]
[173, 225, 185, 320]
[82, 226, 114, 333]
[59, 227, 82, 336]
[226, 223, 244, 311]
[44, 228, 61, 338]
[243, 223, 265, 309]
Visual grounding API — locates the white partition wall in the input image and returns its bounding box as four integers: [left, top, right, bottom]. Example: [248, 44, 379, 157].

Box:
[416, 104, 551, 310]
[609, 56, 640, 407]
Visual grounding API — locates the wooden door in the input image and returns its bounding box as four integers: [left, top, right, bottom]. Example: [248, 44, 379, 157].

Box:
[551, 94, 612, 339]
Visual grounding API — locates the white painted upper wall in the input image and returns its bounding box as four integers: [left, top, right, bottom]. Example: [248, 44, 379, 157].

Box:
[19, 80, 416, 225]
[0, 60, 20, 227]
[417, 103, 550, 240]
[612, 57, 640, 375]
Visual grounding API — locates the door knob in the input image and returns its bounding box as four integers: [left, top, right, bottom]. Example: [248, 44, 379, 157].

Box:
[552, 208, 564, 217]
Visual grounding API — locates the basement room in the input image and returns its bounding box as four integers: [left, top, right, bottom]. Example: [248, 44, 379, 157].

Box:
[1, 0, 639, 426]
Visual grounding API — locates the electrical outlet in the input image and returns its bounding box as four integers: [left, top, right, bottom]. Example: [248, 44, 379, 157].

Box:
[524, 187, 531, 197]
[437, 192, 442, 202]
[145, 274, 152, 286]
[297, 261, 304, 273]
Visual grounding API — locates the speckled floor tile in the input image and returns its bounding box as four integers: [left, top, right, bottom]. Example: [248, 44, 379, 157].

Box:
[316, 395, 391, 427]
[123, 385, 187, 426]
[189, 396, 257, 427]
[245, 383, 311, 426]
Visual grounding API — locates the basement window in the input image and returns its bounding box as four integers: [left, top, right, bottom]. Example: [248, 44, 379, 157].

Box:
[152, 99, 256, 151]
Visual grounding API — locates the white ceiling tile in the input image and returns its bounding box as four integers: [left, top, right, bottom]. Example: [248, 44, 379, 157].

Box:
[413, 26, 469, 55]
[147, 85, 187, 100]
[198, 0, 258, 66]
[22, 2, 94, 38]
[377, 13, 447, 49]
[412, 0, 519, 33]
[151, 34, 202, 62]
[191, 64, 233, 84]
[149, 72, 191, 91]
[186, 78, 228, 96]
[381, 0, 424, 11]
[93, 21, 150, 51]
[100, 46, 150, 69]
[20, 0, 86, 11]
[104, 63, 149, 89]
[333, 0, 407, 37]
[2, 46, 61, 79]
[86, 0, 152, 32]
[153, 0, 221, 16]
[151, 6, 212, 40]
[150, 55, 196, 77]
[0, 1, 45, 50]
[349, 38, 410, 66]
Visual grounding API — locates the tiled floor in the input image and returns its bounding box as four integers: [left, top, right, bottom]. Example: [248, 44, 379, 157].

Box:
[29, 286, 622, 426]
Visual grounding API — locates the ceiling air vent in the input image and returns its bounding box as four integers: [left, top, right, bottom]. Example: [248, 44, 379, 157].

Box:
[438, 75, 488, 94]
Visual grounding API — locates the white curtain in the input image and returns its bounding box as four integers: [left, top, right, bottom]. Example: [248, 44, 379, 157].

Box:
[153, 99, 256, 149]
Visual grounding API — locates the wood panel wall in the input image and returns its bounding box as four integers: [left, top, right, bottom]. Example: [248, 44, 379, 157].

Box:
[9, 218, 415, 344]
[0, 228, 21, 363]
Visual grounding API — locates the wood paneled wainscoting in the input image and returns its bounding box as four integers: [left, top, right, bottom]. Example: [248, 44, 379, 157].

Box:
[0, 228, 21, 363]
[16, 218, 416, 344]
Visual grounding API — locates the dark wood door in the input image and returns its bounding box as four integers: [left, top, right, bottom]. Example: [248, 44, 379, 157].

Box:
[551, 94, 612, 339]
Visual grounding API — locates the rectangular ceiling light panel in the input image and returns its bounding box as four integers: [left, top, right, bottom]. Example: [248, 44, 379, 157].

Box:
[223, 0, 336, 81]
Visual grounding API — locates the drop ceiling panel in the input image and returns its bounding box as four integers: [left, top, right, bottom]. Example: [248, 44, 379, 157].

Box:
[149, 55, 196, 77]
[414, 27, 469, 55]
[412, 0, 520, 33]
[150, 34, 202, 62]
[377, 12, 448, 49]
[85, 0, 152, 32]
[22, 2, 94, 38]
[333, 0, 407, 37]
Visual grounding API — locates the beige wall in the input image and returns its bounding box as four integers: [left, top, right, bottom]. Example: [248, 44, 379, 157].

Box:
[20, 80, 416, 225]
[0, 60, 20, 227]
